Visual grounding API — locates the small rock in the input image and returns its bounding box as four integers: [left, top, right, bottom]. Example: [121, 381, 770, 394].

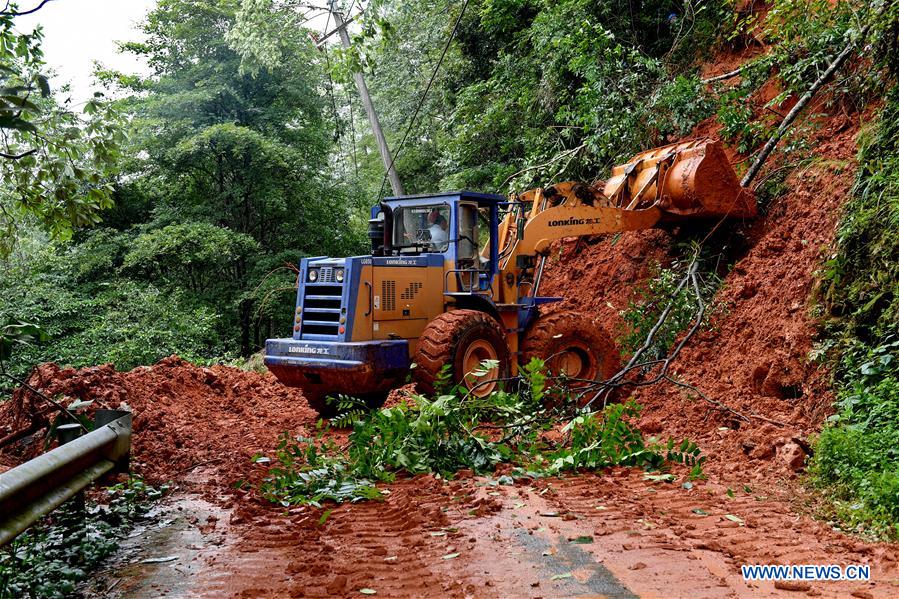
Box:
[628, 562, 647, 571]
[749, 443, 775, 460]
[778, 442, 807, 471]
[774, 581, 811, 592]
[850, 591, 873, 599]
[738, 282, 758, 299]
[642, 419, 663, 434]
[325, 575, 348, 594]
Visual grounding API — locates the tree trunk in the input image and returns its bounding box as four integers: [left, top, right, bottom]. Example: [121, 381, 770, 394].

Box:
[240, 298, 252, 357]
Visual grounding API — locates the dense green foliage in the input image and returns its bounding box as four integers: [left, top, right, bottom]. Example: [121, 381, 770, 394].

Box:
[0, 477, 165, 599]
[257, 361, 704, 507]
[618, 251, 723, 361]
[809, 87, 899, 538]
[323, 0, 734, 196]
[0, 9, 123, 257]
[1, 0, 369, 379]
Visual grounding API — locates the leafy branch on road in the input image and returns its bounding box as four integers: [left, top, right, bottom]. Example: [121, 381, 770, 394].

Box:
[256, 360, 704, 508]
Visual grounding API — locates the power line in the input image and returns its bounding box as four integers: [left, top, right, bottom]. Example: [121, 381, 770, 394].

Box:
[374, 0, 470, 201]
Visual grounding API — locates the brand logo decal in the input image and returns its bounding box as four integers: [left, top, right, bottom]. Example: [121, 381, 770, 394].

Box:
[287, 345, 330, 355]
[383, 258, 420, 266]
[548, 216, 602, 227]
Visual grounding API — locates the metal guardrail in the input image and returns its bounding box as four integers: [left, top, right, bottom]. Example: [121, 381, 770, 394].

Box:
[0, 409, 132, 547]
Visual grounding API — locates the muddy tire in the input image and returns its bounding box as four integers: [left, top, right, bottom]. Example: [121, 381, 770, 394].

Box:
[414, 310, 511, 397]
[520, 311, 621, 396]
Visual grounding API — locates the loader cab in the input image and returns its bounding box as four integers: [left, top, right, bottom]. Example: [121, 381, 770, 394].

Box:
[371, 191, 503, 292]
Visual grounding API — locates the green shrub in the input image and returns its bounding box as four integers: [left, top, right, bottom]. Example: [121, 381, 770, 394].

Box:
[255, 360, 704, 507]
[811, 86, 899, 538]
[717, 93, 768, 154]
[618, 257, 722, 361]
[0, 477, 165, 599]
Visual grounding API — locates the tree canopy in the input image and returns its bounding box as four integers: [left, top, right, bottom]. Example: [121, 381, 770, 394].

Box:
[0, 8, 123, 256]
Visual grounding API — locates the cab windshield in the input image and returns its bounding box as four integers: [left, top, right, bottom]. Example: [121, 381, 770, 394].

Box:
[392, 204, 450, 253]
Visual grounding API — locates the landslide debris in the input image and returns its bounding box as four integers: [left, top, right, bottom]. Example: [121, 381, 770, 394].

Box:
[541, 99, 866, 478]
[0, 356, 319, 494]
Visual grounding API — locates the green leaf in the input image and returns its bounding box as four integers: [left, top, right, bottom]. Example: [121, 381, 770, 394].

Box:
[36, 74, 51, 97]
[644, 473, 676, 483]
[570, 536, 593, 544]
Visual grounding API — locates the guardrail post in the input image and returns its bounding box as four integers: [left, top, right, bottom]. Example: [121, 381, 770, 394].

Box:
[56, 423, 86, 522]
[56, 423, 82, 445]
[94, 410, 131, 473]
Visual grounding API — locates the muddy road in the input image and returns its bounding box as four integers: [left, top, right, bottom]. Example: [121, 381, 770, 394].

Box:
[88, 467, 896, 598]
[3, 357, 897, 598]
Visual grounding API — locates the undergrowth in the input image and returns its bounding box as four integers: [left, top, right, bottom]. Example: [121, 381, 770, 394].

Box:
[617, 247, 724, 362]
[809, 86, 899, 539]
[0, 476, 166, 599]
[255, 360, 704, 508]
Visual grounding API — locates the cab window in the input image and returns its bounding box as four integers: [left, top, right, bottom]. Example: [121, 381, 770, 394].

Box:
[392, 204, 450, 253]
[457, 203, 479, 261]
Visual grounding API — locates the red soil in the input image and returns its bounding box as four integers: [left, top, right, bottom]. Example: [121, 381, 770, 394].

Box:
[0, 356, 319, 494]
[540, 93, 867, 481]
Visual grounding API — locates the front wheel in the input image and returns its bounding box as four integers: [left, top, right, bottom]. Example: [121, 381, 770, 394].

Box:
[414, 310, 511, 397]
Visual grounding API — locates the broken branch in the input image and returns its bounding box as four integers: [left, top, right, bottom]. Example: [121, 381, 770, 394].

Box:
[741, 16, 877, 187]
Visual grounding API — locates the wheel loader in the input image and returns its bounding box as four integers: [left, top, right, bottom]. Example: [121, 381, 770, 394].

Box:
[265, 138, 756, 415]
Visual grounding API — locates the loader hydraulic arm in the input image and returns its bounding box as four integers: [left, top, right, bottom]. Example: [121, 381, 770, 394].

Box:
[492, 138, 756, 304]
[508, 184, 663, 260]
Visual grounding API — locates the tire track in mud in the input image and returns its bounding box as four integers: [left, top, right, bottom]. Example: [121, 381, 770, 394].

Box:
[93, 469, 897, 598]
[538, 470, 899, 598]
[191, 476, 494, 598]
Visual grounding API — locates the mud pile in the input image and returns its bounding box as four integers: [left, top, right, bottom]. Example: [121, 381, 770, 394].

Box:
[0, 356, 319, 491]
[541, 102, 864, 476]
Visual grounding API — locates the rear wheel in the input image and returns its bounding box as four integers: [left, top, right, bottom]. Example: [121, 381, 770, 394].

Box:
[520, 311, 620, 402]
[414, 310, 511, 397]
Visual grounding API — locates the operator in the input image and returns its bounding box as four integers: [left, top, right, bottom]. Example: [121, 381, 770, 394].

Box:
[427, 210, 449, 250]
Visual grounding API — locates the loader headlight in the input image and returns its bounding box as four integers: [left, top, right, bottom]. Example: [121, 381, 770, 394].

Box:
[308, 269, 319, 282]
[335, 268, 345, 283]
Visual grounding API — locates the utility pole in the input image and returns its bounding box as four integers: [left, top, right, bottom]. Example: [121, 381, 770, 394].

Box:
[329, 2, 405, 196]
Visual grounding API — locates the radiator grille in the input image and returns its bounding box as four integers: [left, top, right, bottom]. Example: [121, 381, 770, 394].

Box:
[300, 282, 342, 338]
[317, 267, 336, 283]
